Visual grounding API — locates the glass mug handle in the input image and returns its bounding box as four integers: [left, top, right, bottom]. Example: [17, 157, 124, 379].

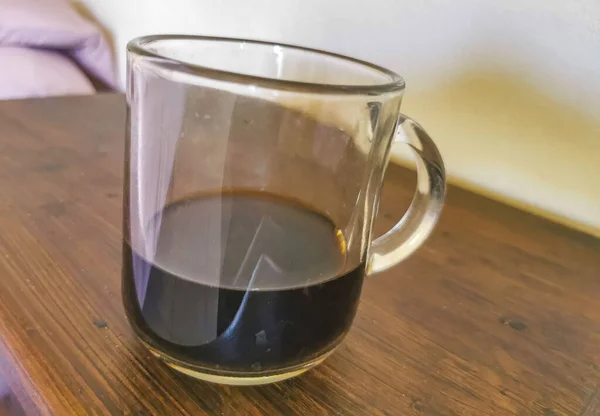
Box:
[369, 114, 446, 273]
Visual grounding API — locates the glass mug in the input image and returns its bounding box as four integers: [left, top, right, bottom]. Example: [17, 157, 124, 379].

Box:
[123, 35, 445, 385]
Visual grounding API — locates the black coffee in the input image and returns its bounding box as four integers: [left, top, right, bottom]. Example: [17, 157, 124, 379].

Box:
[122, 191, 364, 373]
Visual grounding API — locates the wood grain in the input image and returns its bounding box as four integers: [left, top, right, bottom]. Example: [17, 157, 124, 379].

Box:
[0, 93, 598, 415]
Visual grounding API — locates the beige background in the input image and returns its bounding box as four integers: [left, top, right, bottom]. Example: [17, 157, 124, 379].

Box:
[74, 0, 600, 236]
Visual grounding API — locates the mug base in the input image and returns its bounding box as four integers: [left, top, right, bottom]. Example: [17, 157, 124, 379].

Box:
[140, 340, 338, 386]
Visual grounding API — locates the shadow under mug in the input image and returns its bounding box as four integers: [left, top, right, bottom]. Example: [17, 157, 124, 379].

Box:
[122, 35, 445, 385]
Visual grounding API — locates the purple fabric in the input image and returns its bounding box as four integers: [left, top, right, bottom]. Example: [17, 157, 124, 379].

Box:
[0, 47, 95, 99]
[0, 0, 115, 99]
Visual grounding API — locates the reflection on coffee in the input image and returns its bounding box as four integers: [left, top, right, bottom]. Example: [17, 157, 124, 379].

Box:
[122, 191, 365, 373]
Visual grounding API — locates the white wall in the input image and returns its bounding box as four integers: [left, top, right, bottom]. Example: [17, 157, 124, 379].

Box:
[76, 0, 600, 236]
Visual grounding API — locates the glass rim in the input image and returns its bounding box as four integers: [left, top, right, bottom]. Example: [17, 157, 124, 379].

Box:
[127, 35, 406, 95]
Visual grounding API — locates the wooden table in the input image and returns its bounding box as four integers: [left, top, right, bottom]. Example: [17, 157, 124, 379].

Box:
[0, 94, 598, 415]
